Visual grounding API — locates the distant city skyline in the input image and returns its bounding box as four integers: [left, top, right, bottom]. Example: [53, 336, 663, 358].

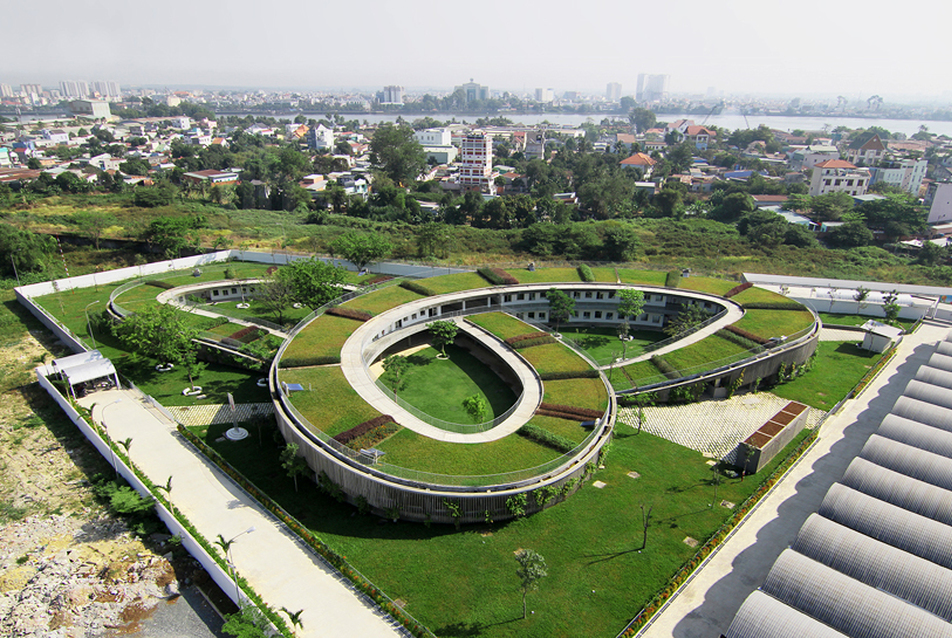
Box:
[3, 0, 951, 102]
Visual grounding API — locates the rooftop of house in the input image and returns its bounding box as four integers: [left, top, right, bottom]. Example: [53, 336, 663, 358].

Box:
[848, 133, 885, 151]
[620, 152, 657, 167]
[815, 159, 858, 169]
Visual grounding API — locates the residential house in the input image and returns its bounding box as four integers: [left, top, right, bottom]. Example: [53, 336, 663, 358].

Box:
[787, 144, 839, 171]
[845, 133, 886, 166]
[84, 153, 122, 171]
[684, 125, 716, 150]
[524, 131, 546, 161]
[809, 159, 870, 197]
[414, 128, 451, 146]
[306, 125, 335, 151]
[867, 158, 928, 195]
[620, 152, 657, 178]
[926, 181, 952, 224]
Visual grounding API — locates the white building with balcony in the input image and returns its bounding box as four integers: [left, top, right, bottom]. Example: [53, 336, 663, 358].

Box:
[458, 133, 495, 195]
[809, 159, 870, 197]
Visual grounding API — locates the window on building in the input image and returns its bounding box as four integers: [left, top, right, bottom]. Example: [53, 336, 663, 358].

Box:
[585, 292, 592, 298]
[504, 294, 512, 302]
[212, 290, 219, 297]
[528, 312, 535, 319]
[594, 311, 602, 319]
[583, 311, 591, 319]
[606, 312, 613, 320]
[517, 293, 524, 300]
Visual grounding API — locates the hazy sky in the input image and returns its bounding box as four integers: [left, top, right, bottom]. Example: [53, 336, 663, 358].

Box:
[5, 0, 951, 100]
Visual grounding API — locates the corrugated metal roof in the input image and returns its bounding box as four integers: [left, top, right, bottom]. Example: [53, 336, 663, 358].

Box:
[793, 514, 952, 622]
[904, 380, 952, 411]
[727, 590, 850, 638]
[916, 364, 952, 389]
[841, 458, 952, 527]
[892, 396, 952, 431]
[859, 435, 952, 492]
[878, 415, 952, 456]
[762, 550, 952, 638]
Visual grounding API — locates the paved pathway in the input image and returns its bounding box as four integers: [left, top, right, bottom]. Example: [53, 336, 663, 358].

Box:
[636, 319, 952, 638]
[818, 326, 864, 341]
[166, 403, 274, 427]
[79, 389, 403, 638]
[618, 394, 825, 463]
[154, 281, 289, 338]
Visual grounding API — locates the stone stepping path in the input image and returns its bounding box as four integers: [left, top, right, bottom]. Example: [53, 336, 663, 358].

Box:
[166, 403, 274, 426]
[618, 393, 825, 463]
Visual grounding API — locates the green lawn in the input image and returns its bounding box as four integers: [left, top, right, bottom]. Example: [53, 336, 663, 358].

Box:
[730, 286, 789, 305]
[613, 360, 665, 390]
[661, 334, 749, 373]
[280, 314, 361, 366]
[200, 297, 312, 327]
[505, 267, 580, 284]
[342, 286, 425, 316]
[127, 356, 269, 406]
[420, 272, 493, 295]
[542, 378, 608, 412]
[374, 427, 561, 477]
[678, 277, 737, 295]
[379, 345, 517, 425]
[468, 312, 538, 341]
[616, 269, 668, 286]
[559, 327, 664, 364]
[818, 312, 916, 329]
[735, 309, 815, 339]
[590, 267, 619, 282]
[527, 414, 591, 445]
[520, 342, 595, 376]
[771, 341, 880, 411]
[280, 366, 382, 437]
[201, 417, 813, 638]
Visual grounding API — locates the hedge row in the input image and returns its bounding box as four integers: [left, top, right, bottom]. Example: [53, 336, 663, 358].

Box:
[334, 414, 397, 446]
[399, 281, 435, 297]
[506, 332, 549, 345]
[716, 329, 765, 353]
[327, 306, 373, 322]
[724, 282, 753, 298]
[347, 421, 401, 451]
[477, 267, 519, 286]
[509, 335, 557, 349]
[577, 264, 595, 282]
[741, 301, 804, 310]
[280, 354, 342, 368]
[650, 355, 682, 380]
[665, 270, 681, 288]
[517, 423, 576, 454]
[539, 369, 600, 380]
[724, 323, 769, 345]
[145, 280, 176, 290]
[364, 275, 393, 285]
[538, 402, 602, 419]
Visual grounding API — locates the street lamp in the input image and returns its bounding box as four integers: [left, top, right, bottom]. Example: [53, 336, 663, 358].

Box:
[84, 300, 101, 349]
[220, 526, 256, 603]
[96, 398, 122, 476]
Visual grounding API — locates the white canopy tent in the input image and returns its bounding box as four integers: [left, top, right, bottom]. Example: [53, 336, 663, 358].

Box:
[50, 351, 120, 398]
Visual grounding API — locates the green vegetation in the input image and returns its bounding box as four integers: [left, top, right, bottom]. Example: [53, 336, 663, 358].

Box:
[519, 342, 594, 377]
[662, 335, 748, 372]
[542, 377, 608, 412]
[342, 286, 425, 316]
[818, 312, 916, 328]
[772, 341, 879, 410]
[560, 326, 662, 363]
[734, 309, 814, 339]
[507, 268, 580, 284]
[420, 272, 492, 295]
[280, 314, 360, 367]
[468, 312, 536, 341]
[678, 277, 736, 295]
[377, 345, 517, 424]
[616, 269, 667, 286]
[281, 367, 382, 437]
[730, 286, 790, 305]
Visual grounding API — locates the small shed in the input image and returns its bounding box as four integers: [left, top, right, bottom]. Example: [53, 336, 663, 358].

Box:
[50, 350, 120, 399]
[860, 320, 903, 353]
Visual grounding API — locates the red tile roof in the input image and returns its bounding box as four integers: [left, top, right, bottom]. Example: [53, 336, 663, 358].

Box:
[620, 152, 657, 167]
[815, 159, 857, 169]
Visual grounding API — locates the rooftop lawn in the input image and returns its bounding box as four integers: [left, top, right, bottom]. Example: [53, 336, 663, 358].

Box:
[818, 312, 916, 328]
[543, 377, 608, 412]
[735, 309, 815, 339]
[527, 414, 592, 445]
[730, 286, 790, 305]
[678, 276, 737, 295]
[559, 326, 664, 365]
[590, 267, 619, 282]
[505, 267, 580, 284]
[280, 313, 362, 366]
[661, 334, 749, 373]
[373, 426, 562, 477]
[200, 297, 312, 327]
[613, 360, 665, 389]
[280, 366, 382, 437]
[467, 312, 539, 341]
[419, 272, 493, 295]
[519, 342, 596, 376]
[616, 269, 668, 286]
[341, 285, 426, 316]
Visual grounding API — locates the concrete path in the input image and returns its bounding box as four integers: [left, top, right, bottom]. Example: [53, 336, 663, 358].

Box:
[339, 317, 544, 444]
[166, 403, 274, 427]
[818, 326, 864, 341]
[78, 389, 403, 638]
[636, 319, 952, 638]
[154, 281, 289, 338]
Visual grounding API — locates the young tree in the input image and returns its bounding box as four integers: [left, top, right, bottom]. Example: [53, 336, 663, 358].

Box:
[275, 257, 345, 309]
[382, 354, 411, 398]
[883, 290, 901, 326]
[145, 214, 205, 258]
[280, 442, 309, 492]
[462, 394, 488, 423]
[416, 222, 451, 259]
[631, 394, 653, 435]
[854, 286, 870, 311]
[72, 210, 117, 250]
[113, 304, 203, 390]
[515, 549, 548, 619]
[256, 277, 295, 325]
[546, 288, 575, 335]
[616, 289, 645, 358]
[331, 232, 392, 272]
[427, 320, 458, 357]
